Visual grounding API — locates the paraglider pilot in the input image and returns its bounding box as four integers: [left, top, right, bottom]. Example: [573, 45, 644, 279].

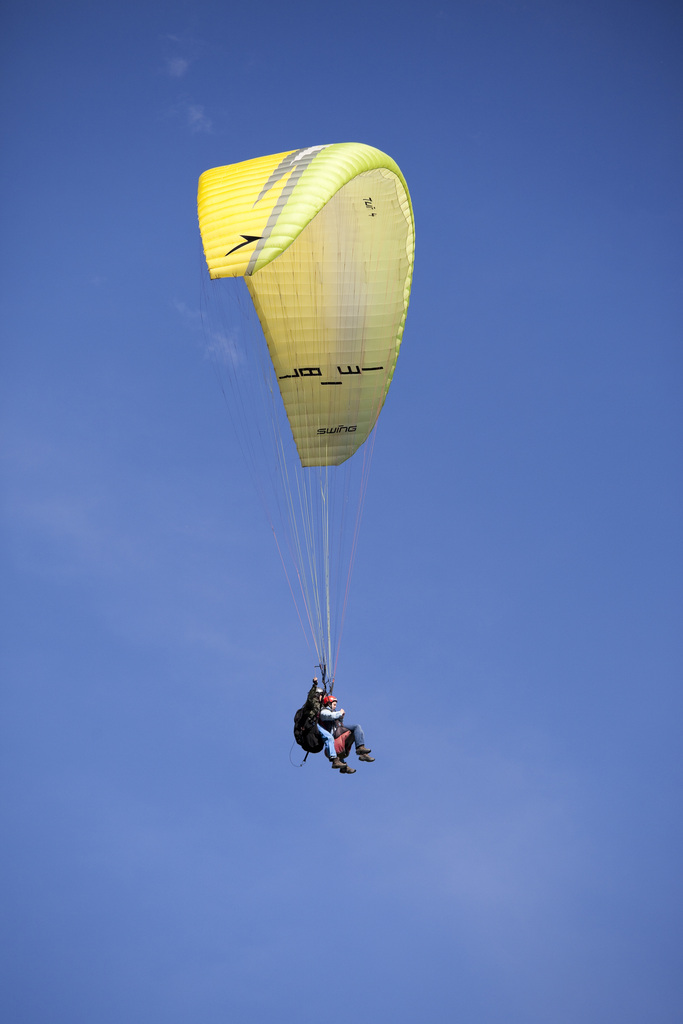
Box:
[313, 679, 375, 773]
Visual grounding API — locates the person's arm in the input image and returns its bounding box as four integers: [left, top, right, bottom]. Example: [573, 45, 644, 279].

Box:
[319, 707, 344, 723]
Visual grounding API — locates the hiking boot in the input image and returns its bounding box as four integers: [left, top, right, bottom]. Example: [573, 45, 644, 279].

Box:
[340, 764, 356, 773]
[358, 753, 375, 762]
[331, 757, 345, 769]
[356, 745, 372, 755]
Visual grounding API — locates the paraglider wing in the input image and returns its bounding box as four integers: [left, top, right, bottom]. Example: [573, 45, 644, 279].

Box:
[197, 143, 414, 466]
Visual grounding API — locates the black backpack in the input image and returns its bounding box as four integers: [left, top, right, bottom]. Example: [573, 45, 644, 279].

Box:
[293, 683, 325, 754]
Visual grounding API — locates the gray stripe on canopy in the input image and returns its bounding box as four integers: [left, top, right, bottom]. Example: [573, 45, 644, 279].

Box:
[253, 149, 306, 207]
[247, 146, 328, 275]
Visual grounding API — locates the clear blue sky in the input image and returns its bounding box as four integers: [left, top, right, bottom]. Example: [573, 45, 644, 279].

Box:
[1, 2, 681, 1021]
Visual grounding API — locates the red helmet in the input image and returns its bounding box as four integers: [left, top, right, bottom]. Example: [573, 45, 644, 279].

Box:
[322, 694, 338, 705]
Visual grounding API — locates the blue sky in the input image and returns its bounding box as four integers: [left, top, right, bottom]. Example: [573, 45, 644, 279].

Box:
[1, 1, 681, 1021]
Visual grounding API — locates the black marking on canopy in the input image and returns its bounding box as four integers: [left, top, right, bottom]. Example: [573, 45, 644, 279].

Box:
[226, 235, 262, 256]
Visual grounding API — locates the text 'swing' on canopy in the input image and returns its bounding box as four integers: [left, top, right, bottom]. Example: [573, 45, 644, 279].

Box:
[197, 143, 414, 467]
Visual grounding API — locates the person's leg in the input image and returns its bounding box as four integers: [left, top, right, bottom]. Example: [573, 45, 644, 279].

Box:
[345, 723, 373, 759]
[345, 723, 365, 749]
[316, 724, 337, 760]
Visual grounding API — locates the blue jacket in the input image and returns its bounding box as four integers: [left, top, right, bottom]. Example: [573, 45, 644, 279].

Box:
[319, 707, 344, 735]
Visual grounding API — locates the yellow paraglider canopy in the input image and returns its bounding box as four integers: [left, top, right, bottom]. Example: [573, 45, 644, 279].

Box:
[197, 143, 414, 466]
